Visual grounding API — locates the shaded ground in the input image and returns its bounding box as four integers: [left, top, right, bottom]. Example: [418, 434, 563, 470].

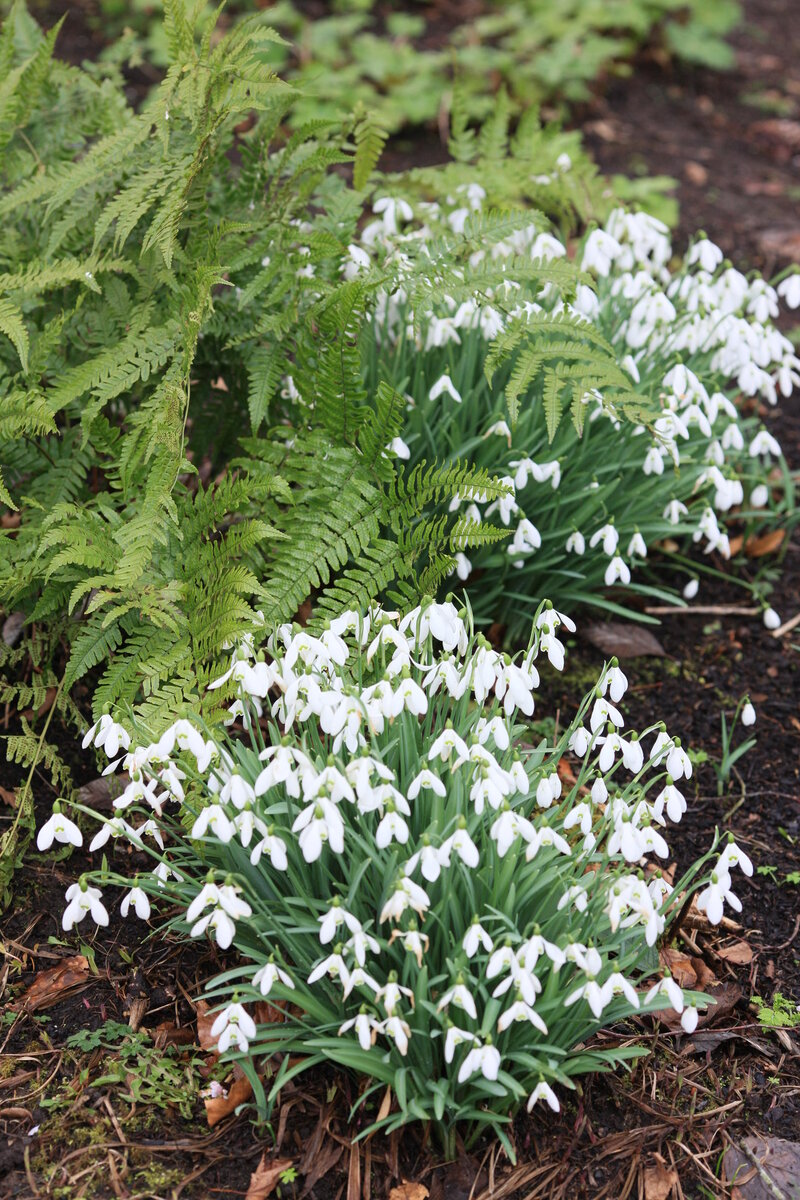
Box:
[2, 1, 800, 1197]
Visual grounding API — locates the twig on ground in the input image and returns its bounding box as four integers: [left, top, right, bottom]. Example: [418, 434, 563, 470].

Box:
[772, 612, 800, 638]
[643, 605, 760, 616]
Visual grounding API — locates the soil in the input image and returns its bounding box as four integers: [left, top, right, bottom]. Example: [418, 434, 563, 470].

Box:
[2, 1, 800, 1198]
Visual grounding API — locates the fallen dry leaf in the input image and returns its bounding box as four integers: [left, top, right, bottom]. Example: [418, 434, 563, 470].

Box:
[0, 785, 18, 807]
[659, 948, 697, 989]
[757, 226, 800, 262]
[17, 956, 90, 1013]
[582, 622, 666, 659]
[152, 1021, 196, 1049]
[245, 1154, 293, 1200]
[724, 1134, 800, 1199]
[205, 1074, 254, 1127]
[684, 161, 708, 186]
[195, 999, 217, 1052]
[716, 940, 754, 965]
[389, 1185, 429, 1200]
[745, 529, 785, 558]
[643, 1162, 678, 1200]
[690, 956, 718, 989]
[751, 118, 800, 146]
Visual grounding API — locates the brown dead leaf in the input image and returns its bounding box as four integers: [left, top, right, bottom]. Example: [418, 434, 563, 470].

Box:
[17, 956, 90, 1013]
[2, 610, 24, 646]
[205, 1074, 253, 1127]
[0, 785, 18, 807]
[582, 622, 666, 659]
[556, 757, 578, 787]
[195, 999, 217, 1052]
[716, 940, 754, 965]
[728, 535, 744, 557]
[724, 1135, 800, 1199]
[152, 1021, 196, 1050]
[757, 226, 800, 262]
[643, 1163, 678, 1200]
[389, 1185, 429, 1200]
[684, 161, 708, 186]
[659, 948, 697, 989]
[0, 513, 21, 530]
[745, 529, 785, 558]
[690, 956, 718, 989]
[253, 999, 287, 1027]
[752, 118, 800, 146]
[245, 1154, 293, 1200]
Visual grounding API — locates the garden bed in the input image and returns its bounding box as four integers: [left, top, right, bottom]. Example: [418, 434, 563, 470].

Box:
[2, 1, 800, 1197]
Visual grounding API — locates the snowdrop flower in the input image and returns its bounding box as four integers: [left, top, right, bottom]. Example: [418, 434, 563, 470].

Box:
[681, 1005, 699, 1033]
[484, 419, 512, 440]
[748, 429, 781, 458]
[645, 974, 685, 1015]
[527, 1080, 560, 1112]
[582, 229, 621, 276]
[763, 607, 781, 630]
[82, 714, 130, 758]
[564, 977, 608, 1018]
[63, 881, 109, 930]
[604, 556, 631, 587]
[777, 274, 800, 308]
[441, 823, 480, 868]
[339, 1010, 382, 1051]
[664, 499, 688, 525]
[37, 807, 82, 851]
[373, 196, 413, 235]
[438, 980, 478, 1020]
[643, 445, 665, 475]
[696, 869, 739, 925]
[249, 828, 288, 870]
[741, 700, 756, 726]
[569, 726, 591, 757]
[191, 805, 235, 844]
[212, 1002, 257, 1054]
[628, 531, 647, 558]
[683, 578, 699, 600]
[120, 884, 150, 920]
[458, 1039, 501, 1083]
[718, 838, 753, 877]
[252, 961, 294, 996]
[463, 920, 493, 958]
[444, 1024, 473, 1063]
[590, 523, 619, 556]
[497, 998, 548, 1034]
[388, 436, 410, 459]
[379, 878, 430, 924]
[293, 798, 345, 862]
[428, 374, 462, 404]
[429, 725, 469, 762]
[566, 530, 585, 555]
[375, 975, 414, 1017]
[88, 816, 134, 852]
[687, 237, 723, 273]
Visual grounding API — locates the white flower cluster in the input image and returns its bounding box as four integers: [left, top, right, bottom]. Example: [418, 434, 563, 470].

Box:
[44, 601, 748, 1115]
[344, 192, 794, 626]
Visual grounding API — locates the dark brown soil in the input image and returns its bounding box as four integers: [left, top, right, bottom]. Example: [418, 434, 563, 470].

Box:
[2, 2, 800, 1197]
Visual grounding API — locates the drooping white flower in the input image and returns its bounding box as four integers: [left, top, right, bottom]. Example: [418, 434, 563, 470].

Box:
[527, 1080, 560, 1112]
[120, 885, 150, 920]
[211, 1002, 257, 1054]
[252, 961, 294, 996]
[37, 808, 83, 852]
[428, 374, 462, 404]
[457, 1039, 501, 1083]
[62, 882, 109, 931]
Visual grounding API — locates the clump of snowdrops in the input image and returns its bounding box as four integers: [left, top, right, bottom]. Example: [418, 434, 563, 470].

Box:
[40, 600, 753, 1151]
[356, 190, 797, 635]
